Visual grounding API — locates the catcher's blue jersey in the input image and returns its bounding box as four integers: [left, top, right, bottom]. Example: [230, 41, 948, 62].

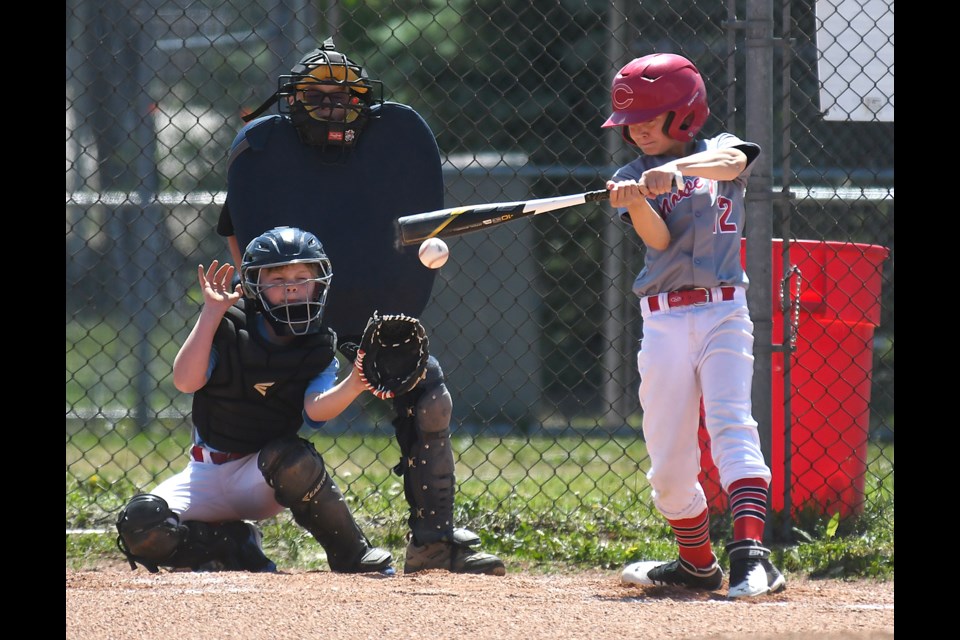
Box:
[219, 102, 444, 339]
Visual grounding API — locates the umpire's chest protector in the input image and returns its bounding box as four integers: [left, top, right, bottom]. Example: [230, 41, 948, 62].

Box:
[225, 103, 445, 339]
[192, 302, 337, 454]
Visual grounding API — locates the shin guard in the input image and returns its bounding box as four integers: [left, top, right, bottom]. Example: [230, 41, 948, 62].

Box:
[393, 358, 456, 545]
[258, 435, 391, 572]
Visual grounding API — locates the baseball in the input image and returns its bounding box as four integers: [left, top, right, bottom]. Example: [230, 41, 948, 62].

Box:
[418, 237, 449, 269]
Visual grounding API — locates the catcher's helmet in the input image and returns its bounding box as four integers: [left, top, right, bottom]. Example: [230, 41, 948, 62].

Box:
[601, 53, 709, 145]
[241, 226, 333, 337]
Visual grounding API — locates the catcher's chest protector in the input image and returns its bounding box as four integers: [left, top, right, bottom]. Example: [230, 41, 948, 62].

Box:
[192, 302, 337, 453]
[225, 104, 444, 337]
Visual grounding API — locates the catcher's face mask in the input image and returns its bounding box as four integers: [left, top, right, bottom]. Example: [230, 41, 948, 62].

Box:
[241, 227, 334, 337]
[254, 264, 330, 337]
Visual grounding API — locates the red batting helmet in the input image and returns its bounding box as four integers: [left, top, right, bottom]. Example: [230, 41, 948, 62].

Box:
[602, 53, 709, 145]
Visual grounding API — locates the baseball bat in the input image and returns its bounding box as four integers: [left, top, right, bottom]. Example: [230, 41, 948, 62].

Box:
[395, 176, 679, 246]
[395, 190, 607, 246]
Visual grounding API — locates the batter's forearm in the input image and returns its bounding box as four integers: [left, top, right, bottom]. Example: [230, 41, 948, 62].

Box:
[628, 199, 671, 250]
[664, 148, 747, 182]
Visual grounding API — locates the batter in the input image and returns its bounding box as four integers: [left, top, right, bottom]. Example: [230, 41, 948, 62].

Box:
[602, 53, 786, 598]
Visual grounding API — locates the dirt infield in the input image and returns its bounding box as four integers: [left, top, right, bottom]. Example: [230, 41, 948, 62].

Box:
[66, 567, 893, 640]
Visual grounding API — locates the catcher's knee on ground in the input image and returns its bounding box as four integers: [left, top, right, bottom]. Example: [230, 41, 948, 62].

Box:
[115, 494, 275, 573]
[393, 357, 456, 544]
[258, 435, 392, 573]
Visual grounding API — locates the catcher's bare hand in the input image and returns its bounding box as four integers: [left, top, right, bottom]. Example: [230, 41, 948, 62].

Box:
[198, 261, 242, 312]
[354, 311, 430, 399]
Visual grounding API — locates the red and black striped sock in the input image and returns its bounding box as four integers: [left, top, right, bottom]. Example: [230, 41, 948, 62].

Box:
[667, 509, 715, 569]
[729, 477, 769, 542]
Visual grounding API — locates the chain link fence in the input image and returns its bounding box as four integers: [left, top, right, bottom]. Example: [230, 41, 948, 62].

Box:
[66, 0, 893, 542]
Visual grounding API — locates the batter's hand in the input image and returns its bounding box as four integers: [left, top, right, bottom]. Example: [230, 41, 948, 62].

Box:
[198, 260, 242, 312]
[606, 179, 652, 208]
[640, 167, 683, 196]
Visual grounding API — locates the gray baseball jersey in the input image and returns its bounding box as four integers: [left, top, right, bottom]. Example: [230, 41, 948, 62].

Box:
[611, 133, 761, 297]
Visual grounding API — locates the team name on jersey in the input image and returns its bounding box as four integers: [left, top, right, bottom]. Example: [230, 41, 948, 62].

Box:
[658, 176, 702, 217]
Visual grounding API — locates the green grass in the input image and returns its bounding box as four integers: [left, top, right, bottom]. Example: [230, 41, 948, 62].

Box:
[67, 314, 894, 579]
[66, 428, 893, 579]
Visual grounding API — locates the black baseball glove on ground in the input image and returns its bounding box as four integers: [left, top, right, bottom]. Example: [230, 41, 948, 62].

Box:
[354, 311, 429, 399]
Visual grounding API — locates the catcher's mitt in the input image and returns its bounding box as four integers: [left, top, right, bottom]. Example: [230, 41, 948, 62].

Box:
[354, 311, 429, 399]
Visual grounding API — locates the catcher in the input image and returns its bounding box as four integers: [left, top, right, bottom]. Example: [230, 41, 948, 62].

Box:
[216, 38, 505, 575]
[115, 226, 395, 574]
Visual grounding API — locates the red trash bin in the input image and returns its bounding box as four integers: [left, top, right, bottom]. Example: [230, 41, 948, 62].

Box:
[698, 239, 890, 518]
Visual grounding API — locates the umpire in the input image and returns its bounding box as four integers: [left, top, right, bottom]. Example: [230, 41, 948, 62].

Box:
[218, 38, 505, 576]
